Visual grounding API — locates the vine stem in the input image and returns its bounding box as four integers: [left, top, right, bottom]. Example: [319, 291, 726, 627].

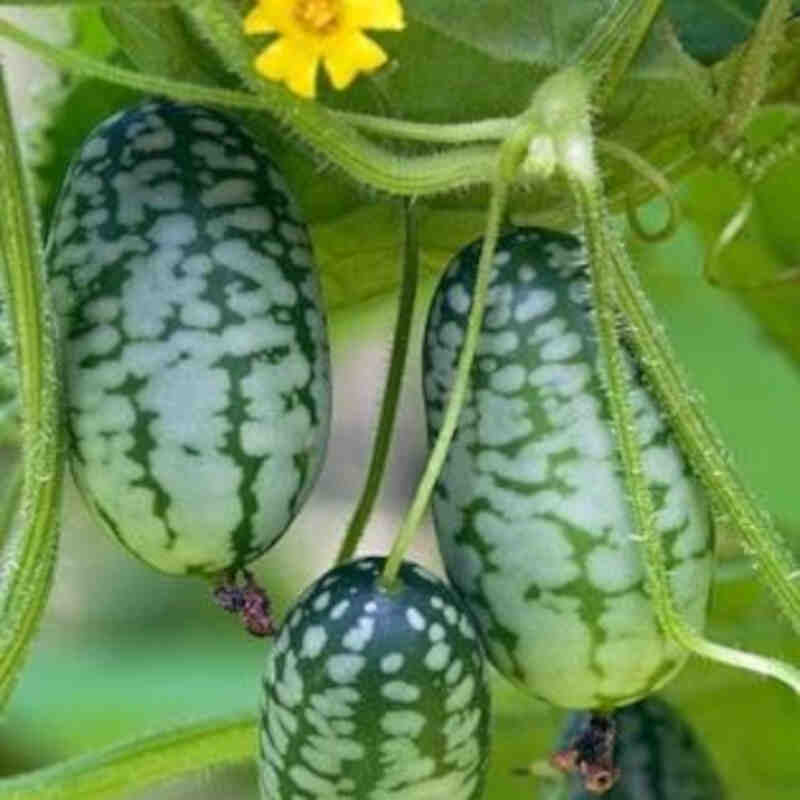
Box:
[333, 111, 515, 144]
[709, 0, 791, 158]
[573, 0, 664, 101]
[175, 1, 497, 196]
[380, 171, 512, 587]
[336, 201, 419, 565]
[0, 714, 256, 800]
[596, 139, 680, 242]
[0, 461, 23, 551]
[609, 225, 800, 635]
[0, 66, 64, 709]
[573, 176, 800, 695]
[0, 17, 496, 197]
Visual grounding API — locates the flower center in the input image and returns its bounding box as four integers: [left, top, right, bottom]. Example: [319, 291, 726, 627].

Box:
[293, 0, 341, 35]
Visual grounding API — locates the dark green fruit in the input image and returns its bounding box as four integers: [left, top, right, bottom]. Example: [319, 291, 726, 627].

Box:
[423, 227, 713, 709]
[47, 100, 330, 575]
[259, 557, 491, 799]
[564, 697, 725, 799]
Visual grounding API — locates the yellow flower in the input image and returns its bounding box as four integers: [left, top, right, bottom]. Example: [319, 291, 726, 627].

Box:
[244, 0, 405, 99]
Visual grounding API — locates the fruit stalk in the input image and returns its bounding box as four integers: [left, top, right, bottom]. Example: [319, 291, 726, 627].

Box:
[0, 66, 64, 710]
[336, 200, 419, 564]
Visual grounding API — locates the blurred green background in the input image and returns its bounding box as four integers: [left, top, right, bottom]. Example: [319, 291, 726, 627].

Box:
[2, 6, 800, 800]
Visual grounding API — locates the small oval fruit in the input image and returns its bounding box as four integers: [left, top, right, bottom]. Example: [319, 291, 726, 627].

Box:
[563, 697, 725, 799]
[47, 100, 330, 575]
[423, 227, 713, 709]
[259, 557, 491, 800]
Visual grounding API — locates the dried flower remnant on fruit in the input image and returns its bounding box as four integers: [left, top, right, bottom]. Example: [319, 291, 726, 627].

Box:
[244, 0, 405, 98]
[214, 570, 276, 636]
[551, 712, 620, 795]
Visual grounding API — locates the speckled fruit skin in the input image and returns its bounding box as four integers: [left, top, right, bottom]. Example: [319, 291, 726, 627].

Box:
[564, 698, 725, 799]
[259, 557, 491, 800]
[423, 227, 713, 709]
[47, 100, 330, 576]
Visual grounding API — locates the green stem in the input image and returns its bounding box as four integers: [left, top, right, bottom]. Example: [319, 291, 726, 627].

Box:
[571, 172, 800, 694]
[177, 0, 497, 196]
[609, 224, 800, 635]
[573, 0, 663, 99]
[577, 185, 800, 694]
[0, 460, 23, 551]
[0, 18, 496, 197]
[0, 402, 20, 447]
[0, 67, 64, 709]
[380, 173, 511, 587]
[333, 110, 515, 144]
[0, 714, 256, 800]
[708, 0, 791, 158]
[336, 200, 419, 565]
[597, 138, 680, 242]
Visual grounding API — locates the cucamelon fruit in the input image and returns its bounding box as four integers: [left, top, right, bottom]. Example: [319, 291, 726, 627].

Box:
[259, 557, 491, 799]
[47, 100, 330, 576]
[423, 227, 713, 709]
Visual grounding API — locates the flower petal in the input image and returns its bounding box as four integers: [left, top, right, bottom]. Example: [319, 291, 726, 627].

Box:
[254, 37, 320, 98]
[323, 30, 387, 89]
[347, 0, 405, 30]
[244, 3, 277, 34]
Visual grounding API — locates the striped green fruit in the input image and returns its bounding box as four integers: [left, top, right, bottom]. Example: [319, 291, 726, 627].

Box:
[423, 227, 713, 709]
[259, 557, 491, 800]
[564, 697, 725, 799]
[47, 100, 330, 575]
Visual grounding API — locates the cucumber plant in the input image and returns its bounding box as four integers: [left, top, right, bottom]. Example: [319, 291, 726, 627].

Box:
[0, 2, 799, 799]
[259, 557, 491, 800]
[422, 227, 713, 710]
[46, 100, 331, 578]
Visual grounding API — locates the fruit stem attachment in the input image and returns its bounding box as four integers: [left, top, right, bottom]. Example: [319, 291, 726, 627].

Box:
[380, 173, 513, 589]
[337, 201, 419, 565]
[0, 66, 64, 710]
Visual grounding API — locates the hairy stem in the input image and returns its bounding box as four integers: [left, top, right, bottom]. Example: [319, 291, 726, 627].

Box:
[0, 460, 23, 551]
[336, 201, 419, 565]
[333, 111, 515, 144]
[709, 0, 791, 157]
[611, 229, 800, 634]
[573, 175, 800, 694]
[0, 67, 64, 709]
[0, 714, 257, 800]
[177, 0, 496, 195]
[0, 18, 496, 197]
[574, 0, 663, 101]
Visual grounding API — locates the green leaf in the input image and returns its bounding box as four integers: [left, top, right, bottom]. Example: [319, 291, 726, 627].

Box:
[402, 0, 609, 67]
[666, 0, 800, 65]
